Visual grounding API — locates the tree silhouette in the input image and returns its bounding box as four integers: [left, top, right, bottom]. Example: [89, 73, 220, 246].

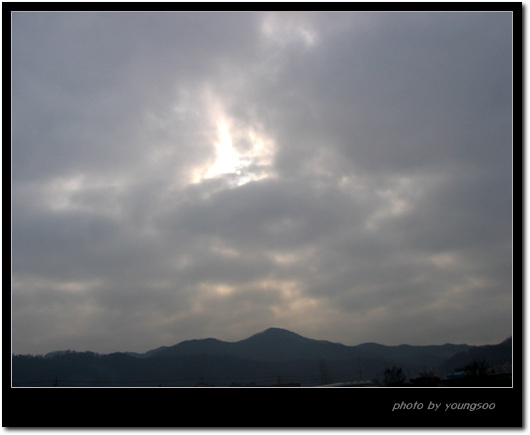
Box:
[383, 366, 407, 386]
[464, 360, 492, 377]
[419, 367, 437, 378]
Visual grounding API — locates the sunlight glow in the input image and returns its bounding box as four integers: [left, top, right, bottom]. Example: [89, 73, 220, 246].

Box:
[191, 90, 276, 187]
[203, 118, 241, 181]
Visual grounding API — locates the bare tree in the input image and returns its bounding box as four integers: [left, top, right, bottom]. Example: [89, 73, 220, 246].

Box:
[383, 366, 407, 386]
[464, 360, 492, 377]
[419, 367, 437, 378]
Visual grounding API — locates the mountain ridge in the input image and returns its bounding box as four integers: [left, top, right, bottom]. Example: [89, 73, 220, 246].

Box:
[13, 328, 511, 387]
[133, 327, 509, 362]
[33, 327, 509, 360]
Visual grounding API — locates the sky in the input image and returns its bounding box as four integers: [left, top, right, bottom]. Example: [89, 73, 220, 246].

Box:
[11, 10, 513, 355]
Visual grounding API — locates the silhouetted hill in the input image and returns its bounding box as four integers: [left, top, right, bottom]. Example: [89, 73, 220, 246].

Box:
[439, 337, 512, 374]
[144, 337, 231, 358]
[148, 328, 354, 361]
[11, 328, 512, 387]
[234, 328, 355, 361]
[354, 341, 472, 364]
[137, 328, 475, 365]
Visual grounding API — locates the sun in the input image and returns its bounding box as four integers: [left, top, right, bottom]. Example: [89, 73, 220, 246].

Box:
[193, 91, 276, 187]
[204, 117, 241, 180]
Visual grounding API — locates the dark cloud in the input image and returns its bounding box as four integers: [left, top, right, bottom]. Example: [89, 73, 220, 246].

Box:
[11, 11, 513, 354]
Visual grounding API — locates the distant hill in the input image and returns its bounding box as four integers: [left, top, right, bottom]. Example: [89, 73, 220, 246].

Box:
[144, 328, 356, 361]
[11, 328, 512, 387]
[439, 337, 512, 373]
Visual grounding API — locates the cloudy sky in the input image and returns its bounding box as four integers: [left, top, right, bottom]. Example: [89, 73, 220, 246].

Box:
[11, 10, 513, 355]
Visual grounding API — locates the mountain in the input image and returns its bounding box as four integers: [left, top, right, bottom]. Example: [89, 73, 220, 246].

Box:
[145, 328, 355, 361]
[11, 328, 512, 387]
[438, 337, 512, 373]
[135, 327, 479, 368]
